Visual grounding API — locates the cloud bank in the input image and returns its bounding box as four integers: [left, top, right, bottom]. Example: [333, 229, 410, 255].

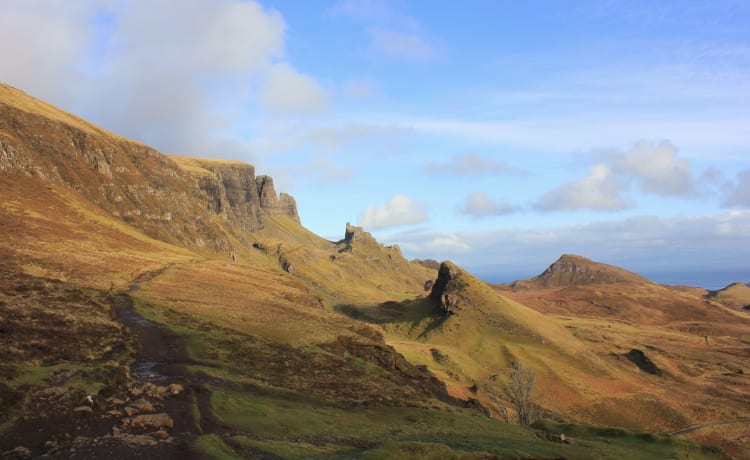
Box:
[0, 0, 328, 158]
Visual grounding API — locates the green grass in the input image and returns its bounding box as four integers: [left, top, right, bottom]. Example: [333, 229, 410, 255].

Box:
[132, 296, 727, 460]
[192, 434, 240, 460]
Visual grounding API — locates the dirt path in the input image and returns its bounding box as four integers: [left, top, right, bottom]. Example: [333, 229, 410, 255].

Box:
[671, 418, 750, 436]
[1, 265, 282, 459]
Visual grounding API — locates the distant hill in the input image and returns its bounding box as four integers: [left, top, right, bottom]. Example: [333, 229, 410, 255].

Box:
[508, 254, 651, 289]
[708, 281, 750, 310]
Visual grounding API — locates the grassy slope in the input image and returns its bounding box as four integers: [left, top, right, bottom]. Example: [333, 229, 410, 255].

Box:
[131, 292, 723, 460]
[0, 174, 196, 289]
[342, 263, 750, 442]
[255, 215, 436, 305]
[0, 83, 733, 458]
[0, 171, 721, 458]
[0, 83, 130, 141]
[708, 282, 750, 310]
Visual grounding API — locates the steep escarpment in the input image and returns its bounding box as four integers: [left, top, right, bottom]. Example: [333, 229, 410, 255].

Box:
[0, 83, 297, 252]
[170, 156, 299, 233]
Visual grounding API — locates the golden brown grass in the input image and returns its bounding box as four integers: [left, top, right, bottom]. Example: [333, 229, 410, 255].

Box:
[0, 83, 133, 143]
[337, 262, 750, 451]
[168, 155, 249, 177]
[0, 174, 196, 289]
[133, 260, 379, 345]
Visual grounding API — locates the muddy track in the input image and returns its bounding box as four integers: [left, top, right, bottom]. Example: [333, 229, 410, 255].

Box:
[671, 418, 750, 436]
[112, 281, 283, 458]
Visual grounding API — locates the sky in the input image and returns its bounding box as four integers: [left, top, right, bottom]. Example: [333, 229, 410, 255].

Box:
[1, 0, 749, 287]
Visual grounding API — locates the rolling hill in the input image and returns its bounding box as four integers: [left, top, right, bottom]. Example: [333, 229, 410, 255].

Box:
[1, 82, 746, 458]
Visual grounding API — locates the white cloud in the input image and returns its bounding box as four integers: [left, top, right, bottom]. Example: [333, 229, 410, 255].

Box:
[612, 140, 696, 196]
[536, 164, 632, 211]
[723, 169, 750, 208]
[534, 140, 708, 212]
[459, 192, 517, 218]
[368, 26, 436, 60]
[260, 63, 330, 115]
[0, 0, 329, 158]
[425, 153, 512, 176]
[359, 194, 428, 230]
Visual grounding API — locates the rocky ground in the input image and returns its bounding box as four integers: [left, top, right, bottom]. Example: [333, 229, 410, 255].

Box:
[0, 268, 205, 459]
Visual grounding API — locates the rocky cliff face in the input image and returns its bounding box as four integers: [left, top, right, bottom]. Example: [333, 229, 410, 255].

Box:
[189, 165, 299, 232]
[0, 83, 298, 251]
[255, 175, 299, 222]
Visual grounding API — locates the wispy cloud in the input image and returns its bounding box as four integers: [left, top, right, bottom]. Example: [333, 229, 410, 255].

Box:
[459, 192, 517, 219]
[424, 153, 512, 176]
[367, 26, 437, 60]
[330, 0, 437, 62]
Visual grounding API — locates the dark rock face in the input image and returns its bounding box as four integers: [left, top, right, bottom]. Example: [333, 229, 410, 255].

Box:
[429, 262, 466, 316]
[625, 349, 661, 375]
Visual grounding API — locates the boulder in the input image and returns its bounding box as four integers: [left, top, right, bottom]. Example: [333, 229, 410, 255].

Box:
[128, 398, 154, 412]
[125, 413, 174, 430]
[73, 406, 94, 416]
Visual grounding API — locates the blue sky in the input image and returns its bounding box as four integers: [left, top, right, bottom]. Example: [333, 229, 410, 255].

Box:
[1, 0, 749, 286]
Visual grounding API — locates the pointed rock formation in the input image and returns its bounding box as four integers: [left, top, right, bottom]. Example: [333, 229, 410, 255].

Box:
[429, 261, 469, 316]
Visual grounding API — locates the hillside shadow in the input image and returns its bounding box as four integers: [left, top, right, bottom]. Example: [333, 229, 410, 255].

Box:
[334, 297, 447, 337]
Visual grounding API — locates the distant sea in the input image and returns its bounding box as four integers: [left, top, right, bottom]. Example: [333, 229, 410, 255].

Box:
[640, 269, 750, 291]
[475, 268, 749, 291]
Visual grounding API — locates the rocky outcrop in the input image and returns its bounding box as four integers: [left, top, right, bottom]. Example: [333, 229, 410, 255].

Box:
[337, 223, 401, 257]
[255, 175, 299, 222]
[429, 261, 468, 316]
